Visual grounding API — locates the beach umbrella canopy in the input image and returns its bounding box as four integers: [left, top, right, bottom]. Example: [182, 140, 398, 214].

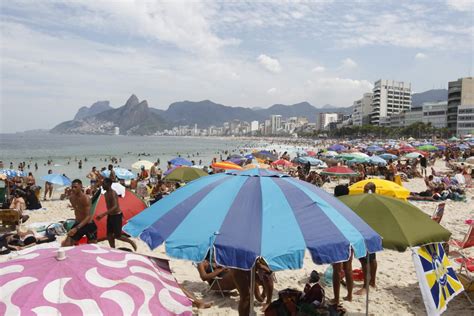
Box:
[328, 144, 347, 152]
[211, 161, 243, 170]
[243, 163, 270, 170]
[169, 157, 192, 167]
[448, 136, 459, 142]
[90, 189, 147, 241]
[101, 168, 135, 180]
[271, 159, 294, 167]
[40, 174, 71, 186]
[368, 156, 387, 166]
[457, 144, 470, 150]
[293, 156, 323, 166]
[306, 150, 317, 157]
[349, 179, 410, 200]
[131, 160, 154, 170]
[466, 156, 474, 164]
[244, 154, 254, 160]
[163, 166, 208, 182]
[228, 157, 247, 166]
[124, 169, 382, 271]
[351, 152, 370, 158]
[253, 150, 278, 161]
[0, 169, 27, 178]
[417, 145, 439, 152]
[379, 153, 398, 160]
[321, 151, 338, 157]
[228, 154, 244, 159]
[338, 194, 451, 251]
[399, 146, 416, 153]
[405, 152, 425, 159]
[320, 166, 358, 177]
[346, 157, 370, 165]
[0, 244, 192, 315]
[366, 145, 384, 152]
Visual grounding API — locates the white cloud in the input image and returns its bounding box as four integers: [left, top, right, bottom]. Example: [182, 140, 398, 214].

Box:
[415, 52, 427, 59]
[257, 54, 282, 73]
[311, 66, 325, 73]
[267, 87, 278, 95]
[341, 58, 357, 68]
[447, 0, 473, 11]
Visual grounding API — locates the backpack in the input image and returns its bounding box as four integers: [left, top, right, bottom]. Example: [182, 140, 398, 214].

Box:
[45, 223, 67, 239]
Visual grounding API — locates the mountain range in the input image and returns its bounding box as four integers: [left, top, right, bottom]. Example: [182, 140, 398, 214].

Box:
[51, 89, 448, 135]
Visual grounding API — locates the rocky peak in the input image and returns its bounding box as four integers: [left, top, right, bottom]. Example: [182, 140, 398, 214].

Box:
[124, 94, 140, 108]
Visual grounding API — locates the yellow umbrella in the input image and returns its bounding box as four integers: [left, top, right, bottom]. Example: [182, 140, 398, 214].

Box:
[243, 163, 270, 170]
[211, 161, 243, 170]
[349, 179, 410, 200]
[131, 160, 154, 170]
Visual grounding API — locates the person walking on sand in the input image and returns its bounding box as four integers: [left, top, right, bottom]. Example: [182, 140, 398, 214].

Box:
[62, 179, 97, 247]
[96, 178, 136, 250]
[43, 169, 54, 200]
[107, 164, 116, 182]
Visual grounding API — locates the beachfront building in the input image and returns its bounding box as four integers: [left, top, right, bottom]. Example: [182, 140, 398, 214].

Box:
[447, 77, 474, 135]
[422, 101, 447, 129]
[458, 105, 474, 137]
[316, 112, 338, 130]
[250, 120, 259, 132]
[270, 115, 282, 134]
[370, 79, 412, 125]
[352, 93, 373, 126]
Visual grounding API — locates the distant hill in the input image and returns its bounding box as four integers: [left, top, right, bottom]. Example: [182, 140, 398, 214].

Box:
[51, 95, 168, 135]
[74, 101, 112, 120]
[411, 89, 448, 108]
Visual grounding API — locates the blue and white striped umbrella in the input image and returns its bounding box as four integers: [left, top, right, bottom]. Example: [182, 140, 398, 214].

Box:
[124, 169, 382, 271]
[169, 157, 192, 166]
[41, 174, 71, 186]
[101, 168, 135, 180]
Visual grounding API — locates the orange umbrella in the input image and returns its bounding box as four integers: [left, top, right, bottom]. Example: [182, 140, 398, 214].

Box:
[211, 161, 243, 170]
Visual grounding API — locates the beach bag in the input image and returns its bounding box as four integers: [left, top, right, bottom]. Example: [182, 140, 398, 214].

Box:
[45, 223, 67, 239]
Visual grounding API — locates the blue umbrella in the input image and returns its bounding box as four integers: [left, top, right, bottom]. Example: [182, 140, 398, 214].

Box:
[328, 144, 347, 152]
[379, 153, 398, 160]
[124, 168, 382, 271]
[293, 156, 323, 166]
[254, 150, 278, 161]
[41, 174, 71, 186]
[228, 158, 246, 166]
[369, 156, 387, 166]
[244, 154, 254, 160]
[0, 169, 27, 178]
[366, 145, 384, 152]
[102, 168, 135, 180]
[457, 144, 470, 150]
[169, 157, 192, 166]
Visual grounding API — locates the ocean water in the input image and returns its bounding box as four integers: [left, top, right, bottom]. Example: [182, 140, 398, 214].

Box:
[0, 133, 262, 183]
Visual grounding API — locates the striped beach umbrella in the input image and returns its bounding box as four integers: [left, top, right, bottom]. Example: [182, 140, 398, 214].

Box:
[124, 169, 382, 271]
[320, 166, 358, 177]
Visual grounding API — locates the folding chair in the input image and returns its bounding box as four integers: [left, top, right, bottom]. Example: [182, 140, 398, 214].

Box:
[431, 203, 446, 224]
[453, 254, 474, 305]
[449, 223, 474, 253]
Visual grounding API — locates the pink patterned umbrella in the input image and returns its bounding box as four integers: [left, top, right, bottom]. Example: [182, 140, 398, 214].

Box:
[0, 244, 192, 315]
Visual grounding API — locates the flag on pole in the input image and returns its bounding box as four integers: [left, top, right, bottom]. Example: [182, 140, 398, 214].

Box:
[411, 243, 464, 315]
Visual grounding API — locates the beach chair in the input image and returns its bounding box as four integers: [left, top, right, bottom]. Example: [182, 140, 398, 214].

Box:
[448, 223, 474, 255]
[431, 203, 445, 224]
[0, 209, 20, 230]
[464, 174, 473, 188]
[453, 255, 474, 305]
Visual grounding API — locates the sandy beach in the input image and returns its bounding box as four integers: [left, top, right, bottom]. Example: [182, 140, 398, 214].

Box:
[3, 159, 472, 315]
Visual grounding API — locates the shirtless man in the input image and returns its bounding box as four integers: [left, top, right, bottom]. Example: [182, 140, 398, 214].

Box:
[62, 179, 97, 246]
[87, 167, 98, 192]
[96, 178, 136, 250]
[43, 169, 54, 200]
[108, 164, 116, 182]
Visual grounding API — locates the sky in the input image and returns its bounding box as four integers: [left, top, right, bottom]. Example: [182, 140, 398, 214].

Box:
[1, 0, 473, 132]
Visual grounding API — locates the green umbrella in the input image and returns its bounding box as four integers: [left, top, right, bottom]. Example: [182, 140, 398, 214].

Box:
[417, 144, 439, 152]
[338, 194, 451, 251]
[163, 167, 208, 182]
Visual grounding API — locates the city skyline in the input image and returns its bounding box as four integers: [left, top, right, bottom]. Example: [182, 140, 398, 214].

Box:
[1, 0, 473, 132]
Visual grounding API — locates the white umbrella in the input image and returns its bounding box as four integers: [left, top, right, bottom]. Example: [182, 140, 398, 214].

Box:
[131, 160, 154, 170]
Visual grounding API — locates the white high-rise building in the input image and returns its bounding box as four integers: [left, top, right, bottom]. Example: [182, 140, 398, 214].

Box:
[352, 93, 373, 126]
[270, 115, 282, 134]
[370, 79, 412, 125]
[251, 120, 259, 132]
[316, 113, 338, 130]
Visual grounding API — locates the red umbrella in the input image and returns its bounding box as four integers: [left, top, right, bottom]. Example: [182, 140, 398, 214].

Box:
[91, 190, 147, 241]
[320, 166, 358, 177]
[306, 150, 317, 157]
[399, 146, 416, 153]
[271, 159, 294, 167]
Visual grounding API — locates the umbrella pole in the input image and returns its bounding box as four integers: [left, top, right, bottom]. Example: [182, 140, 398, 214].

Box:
[365, 253, 370, 316]
[249, 263, 256, 316]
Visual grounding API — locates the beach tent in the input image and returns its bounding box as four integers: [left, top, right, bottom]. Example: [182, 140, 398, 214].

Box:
[0, 244, 192, 315]
[90, 189, 147, 241]
[349, 179, 410, 200]
[339, 194, 451, 251]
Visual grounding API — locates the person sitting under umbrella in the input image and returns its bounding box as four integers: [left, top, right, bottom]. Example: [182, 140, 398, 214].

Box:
[355, 182, 378, 296]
